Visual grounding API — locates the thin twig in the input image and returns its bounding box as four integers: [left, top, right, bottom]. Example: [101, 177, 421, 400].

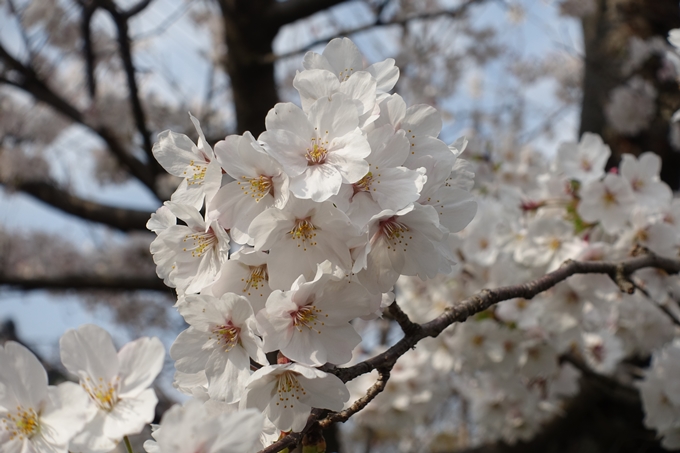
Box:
[267, 0, 485, 63]
[97, 0, 156, 166]
[81, 2, 97, 99]
[319, 368, 391, 428]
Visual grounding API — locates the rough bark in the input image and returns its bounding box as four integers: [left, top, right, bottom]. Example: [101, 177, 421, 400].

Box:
[216, 0, 350, 135]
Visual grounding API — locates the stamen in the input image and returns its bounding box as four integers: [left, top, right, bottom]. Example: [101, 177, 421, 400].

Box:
[2, 406, 40, 440]
[238, 175, 274, 202]
[275, 371, 307, 409]
[353, 172, 373, 194]
[306, 141, 328, 166]
[185, 159, 208, 186]
[291, 305, 325, 334]
[288, 218, 317, 251]
[243, 264, 268, 295]
[211, 323, 241, 352]
[182, 228, 217, 258]
[82, 376, 120, 411]
[379, 217, 411, 252]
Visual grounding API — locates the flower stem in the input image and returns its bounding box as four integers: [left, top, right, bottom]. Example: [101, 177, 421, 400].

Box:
[123, 436, 135, 453]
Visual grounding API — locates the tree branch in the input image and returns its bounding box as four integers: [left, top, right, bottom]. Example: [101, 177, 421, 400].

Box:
[334, 253, 680, 384]
[5, 180, 154, 231]
[81, 2, 97, 100]
[256, 253, 680, 453]
[0, 274, 168, 292]
[387, 301, 420, 336]
[0, 43, 159, 196]
[319, 368, 391, 429]
[270, 0, 485, 62]
[123, 0, 154, 18]
[97, 0, 156, 168]
[264, 0, 353, 29]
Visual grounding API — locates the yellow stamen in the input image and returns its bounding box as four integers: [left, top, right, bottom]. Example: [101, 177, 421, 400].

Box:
[2, 406, 40, 440]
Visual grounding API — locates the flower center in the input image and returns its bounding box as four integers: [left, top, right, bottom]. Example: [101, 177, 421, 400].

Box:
[182, 228, 217, 258]
[288, 218, 317, 251]
[306, 141, 328, 165]
[631, 178, 644, 192]
[549, 238, 562, 250]
[212, 323, 241, 352]
[82, 376, 120, 411]
[185, 159, 208, 186]
[602, 190, 617, 206]
[292, 305, 326, 333]
[353, 172, 373, 194]
[242, 264, 268, 295]
[379, 217, 411, 252]
[589, 341, 605, 363]
[2, 406, 40, 440]
[238, 175, 274, 202]
[275, 371, 306, 409]
[580, 158, 592, 172]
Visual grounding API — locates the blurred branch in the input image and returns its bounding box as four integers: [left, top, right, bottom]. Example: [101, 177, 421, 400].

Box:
[81, 2, 97, 99]
[264, 0, 353, 28]
[0, 44, 159, 197]
[123, 0, 154, 18]
[0, 274, 168, 291]
[4, 180, 153, 231]
[270, 0, 485, 62]
[97, 0, 157, 169]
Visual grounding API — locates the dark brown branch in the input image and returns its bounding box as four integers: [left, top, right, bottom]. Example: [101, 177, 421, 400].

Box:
[259, 254, 680, 453]
[123, 0, 154, 18]
[258, 409, 326, 453]
[264, 0, 352, 28]
[630, 277, 680, 327]
[560, 354, 640, 405]
[81, 2, 97, 99]
[0, 44, 159, 196]
[270, 0, 484, 62]
[0, 275, 168, 291]
[97, 0, 156, 167]
[333, 253, 680, 384]
[6, 180, 153, 231]
[319, 368, 391, 429]
[387, 301, 420, 336]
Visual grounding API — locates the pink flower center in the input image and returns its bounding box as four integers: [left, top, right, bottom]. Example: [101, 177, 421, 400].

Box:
[292, 305, 327, 333]
[379, 217, 411, 252]
[212, 323, 241, 352]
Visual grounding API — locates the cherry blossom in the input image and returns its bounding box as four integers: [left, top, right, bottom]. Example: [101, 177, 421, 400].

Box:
[0, 342, 96, 453]
[241, 362, 349, 432]
[152, 114, 222, 209]
[59, 324, 165, 453]
[256, 260, 376, 366]
[171, 293, 266, 403]
[260, 96, 370, 202]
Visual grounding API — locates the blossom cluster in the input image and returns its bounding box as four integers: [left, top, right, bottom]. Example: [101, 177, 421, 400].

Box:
[146, 37, 477, 442]
[0, 326, 170, 453]
[345, 130, 680, 450]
